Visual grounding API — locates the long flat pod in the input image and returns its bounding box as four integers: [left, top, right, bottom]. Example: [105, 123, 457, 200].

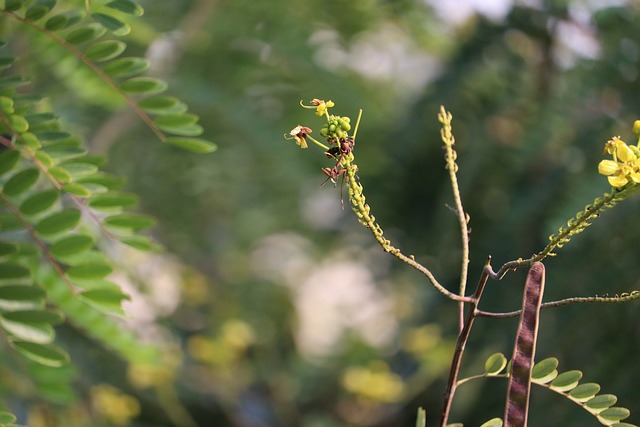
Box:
[504, 262, 546, 427]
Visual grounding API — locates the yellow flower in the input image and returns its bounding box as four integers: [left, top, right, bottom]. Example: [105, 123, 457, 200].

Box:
[288, 125, 312, 148]
[598, 137, 640, 187]
[310, 98, 334, 116]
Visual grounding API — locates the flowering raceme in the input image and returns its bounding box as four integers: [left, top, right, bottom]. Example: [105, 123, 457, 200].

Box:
[598, 136, 640, 188]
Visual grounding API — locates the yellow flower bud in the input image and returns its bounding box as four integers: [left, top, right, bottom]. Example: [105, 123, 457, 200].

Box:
[615, 139, 636, 162]
[633, 120, 640, 136]
[598, 159, 619, 176]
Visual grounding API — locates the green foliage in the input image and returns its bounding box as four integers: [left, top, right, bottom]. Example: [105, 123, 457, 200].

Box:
[0, 0, 215, 423]
[457, 354, 637, 427]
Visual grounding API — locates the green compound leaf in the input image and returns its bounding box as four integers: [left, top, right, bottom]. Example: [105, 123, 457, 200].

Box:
[569, 383, 601, 402]
[0, 150, 21, 176]
[138, 96, 187, 114]
[91, 12, 130, 36]
[19, 189, 59, 216]
[35, 209, 82, 236]
[102, 57, 149, 78]
[484, 352, 508, 375]
[84, 40, 127, 62]
[531, 357, 558, 384]
[50, 235, 94, 258]
[549, 370, 582, 392]
[165, 137, 217, 153]
[64, 23, 106, 45]
[105, 0, 144, 16]
[2, 167, 40, 196]
[120, 77, 167, 95]
[9, 340, 69, 367]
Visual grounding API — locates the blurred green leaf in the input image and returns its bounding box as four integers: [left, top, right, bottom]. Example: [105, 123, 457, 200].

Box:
[105, 0, 144, 16]
[91, 12, 131, 36]
[50, 235, 94, 258]
[35, 209, 81, 236]
[64, 24, 106, 45]
[3, 168, 40, 196]
[165, 137, 216, 153]
[10, 340, 69, 367]
[84, 40, 127, 62]
[102, 57, 149, 78]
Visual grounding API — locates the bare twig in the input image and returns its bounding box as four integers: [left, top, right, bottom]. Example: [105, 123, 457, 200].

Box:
[439, 257, 493, 426]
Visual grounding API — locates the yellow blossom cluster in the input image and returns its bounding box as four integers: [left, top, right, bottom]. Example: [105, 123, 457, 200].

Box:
[598, 135, 640, 188]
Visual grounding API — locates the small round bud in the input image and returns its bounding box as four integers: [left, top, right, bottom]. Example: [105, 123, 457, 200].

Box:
[633, 120, 640, 136]
[329, 124, 336, 132]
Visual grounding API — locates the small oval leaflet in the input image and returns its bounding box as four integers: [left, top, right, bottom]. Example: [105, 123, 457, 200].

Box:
[0, 150, 20, 176]
[479, 418, 503, 427]
[0, 285, 45, 302]
[549, 370, 583, 392]
[105, 0, 144, 16]
[138, 96, 187, 114]
[568, 382, 601, 402]
[9, 339, 69, 367]
[3, 167, 40, 196]
[65, 24, 106, 45]
[165, 137, 217, 153]
[585, 394, 617, 411]
[103, 57, 149, 78]
[66, 262, 114, 281]
[484, 352, 507, 375]
[35, 209, 82, 236]
[531, 357, 558, 384]
[91, 12, 131, 36]
[120, 77, 167, 95]
[598, 407, 631, 423]
[44, 14, 70, 31]
[50, 234, 94, 258]
[0, 263, 30, 281]
[85, 40, 126, 62]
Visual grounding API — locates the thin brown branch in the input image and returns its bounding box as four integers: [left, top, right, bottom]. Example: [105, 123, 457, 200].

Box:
[439, 257, 492, 426]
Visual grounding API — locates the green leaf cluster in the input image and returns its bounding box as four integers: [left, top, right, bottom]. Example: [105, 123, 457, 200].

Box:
[0, 0, 221, 421]
[459, 353, 637, 427]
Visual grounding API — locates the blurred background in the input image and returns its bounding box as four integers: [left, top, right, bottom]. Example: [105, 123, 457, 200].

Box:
[16, 0, 640, 425]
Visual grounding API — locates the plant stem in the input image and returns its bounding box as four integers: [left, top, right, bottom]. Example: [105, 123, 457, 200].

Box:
[439, 257, 492, 426]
